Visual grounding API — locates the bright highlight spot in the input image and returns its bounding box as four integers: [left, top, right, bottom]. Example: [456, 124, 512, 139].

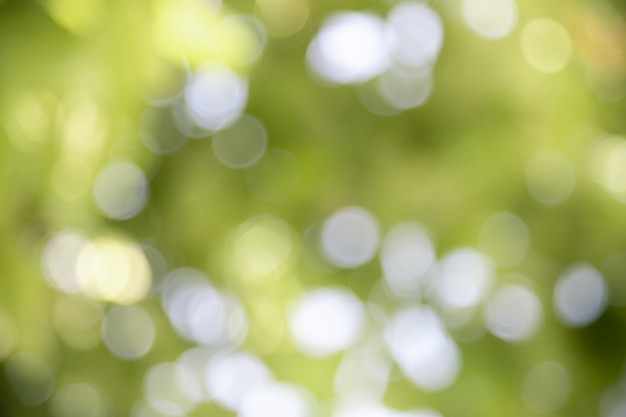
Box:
[161, 268, 246, 346]
[429, 248, 494, 310]
[76, 237, 152, 304]
[320, 206, 380, 268]
[590, 137, 626, 204]
[183, 65, 248, 132]
[333, 400, 389, 417]
[307, 12, 391, 84]
[553, 263, 607, 327]
[384, 307, 461, 391]
[484, 283, 542, 341]
[387, 2, 443, 67]
[212, 114, 267, 168]
[102, 305, 155, 360]
[288, 287, 365, 357]
[521, 19, 572, 73]
[526, 149, 576, 205]
[462, 0, 518, 39]
[206, 351, 272, 411]
[240, 382, 313, 417]
[93, 162, 148, 220]
[391, 410, 443, 417]
[333, 401, 443, 417]
[42, 230, 89, 294]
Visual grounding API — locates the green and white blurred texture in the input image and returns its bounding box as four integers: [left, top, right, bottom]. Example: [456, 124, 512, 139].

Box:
[1, 0, 626, 416]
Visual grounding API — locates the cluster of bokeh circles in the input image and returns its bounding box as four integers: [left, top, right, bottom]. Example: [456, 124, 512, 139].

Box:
[13, 198, 623, 417]
[306, 2, 442, 114]
[3, 0, 626, 417]
[15, 200, 624, 417]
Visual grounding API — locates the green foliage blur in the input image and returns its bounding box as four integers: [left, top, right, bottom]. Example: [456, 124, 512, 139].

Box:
[1, 0, 626, 416]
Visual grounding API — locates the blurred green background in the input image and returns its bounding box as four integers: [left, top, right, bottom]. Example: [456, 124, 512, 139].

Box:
[2, 0, 626, 416]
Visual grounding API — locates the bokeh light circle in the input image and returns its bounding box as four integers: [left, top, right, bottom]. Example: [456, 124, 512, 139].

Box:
[521, 361, 570, 413]
[212, 114, 267, 168]
[5, 352, 55, 406]
[526, 149, 576, 205]
[380, 222, 435, 298]
[429, 248, 494, 310]
[307, 12, 391, 84]
[320, 206, 380, 268]
[93, 162, 148, 220]
[206, 351, 272, 411]
[521, 18, 572, 73]
[50, 383, 109, 417]
[183, 65, 248, 132]
[102, 305, 155, 360]
[387, 2, 443, 67]
[240, 382, 313, 417]
[384, 307, 461, 391]
[477, 212, 530, 268]
[553, 264, 607, 327]
[288, 287, 365, 357]
[462, 0, 518, 39]
[484, 283, 542, 341]
[76, 237, 152, 304]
